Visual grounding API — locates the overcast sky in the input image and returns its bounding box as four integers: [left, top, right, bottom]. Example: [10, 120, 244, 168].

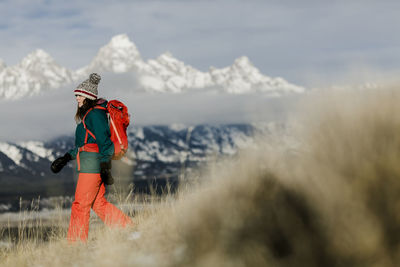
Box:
[1, 0, 400, 87]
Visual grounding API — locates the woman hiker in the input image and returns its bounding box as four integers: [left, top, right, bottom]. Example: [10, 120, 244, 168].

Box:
[50, 73, 132, 242]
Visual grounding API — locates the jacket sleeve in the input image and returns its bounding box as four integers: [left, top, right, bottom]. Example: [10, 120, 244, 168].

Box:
[86, 109, 114, 163]
[67, 147, 78, 160]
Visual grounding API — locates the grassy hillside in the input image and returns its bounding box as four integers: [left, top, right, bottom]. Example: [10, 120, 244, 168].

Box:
[2, 88, 400, 266]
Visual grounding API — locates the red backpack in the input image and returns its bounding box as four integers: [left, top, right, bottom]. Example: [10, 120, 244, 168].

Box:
[106, 100, 130, 159]
[82, 99, 130, 160]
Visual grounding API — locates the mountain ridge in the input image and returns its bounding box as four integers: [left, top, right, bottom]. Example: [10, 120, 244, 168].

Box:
[0, 122, 292, 178]
[0, 34, 305, 100]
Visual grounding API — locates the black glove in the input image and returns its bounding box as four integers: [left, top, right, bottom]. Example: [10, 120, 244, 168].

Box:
[51, 153, 72, 173]
[100, 161, 114, 185]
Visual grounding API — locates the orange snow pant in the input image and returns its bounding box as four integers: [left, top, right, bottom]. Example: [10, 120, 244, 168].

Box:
[67, 173, 132, 242]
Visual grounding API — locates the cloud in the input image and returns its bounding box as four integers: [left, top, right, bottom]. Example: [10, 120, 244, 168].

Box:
[0, 85, 77, 142]
[0, 73, 300, 142]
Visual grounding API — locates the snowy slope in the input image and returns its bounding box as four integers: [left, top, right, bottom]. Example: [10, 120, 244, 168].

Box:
[0, 50, 74, 100]
[139, 52, 213, 93]
[0, 34, 305, 100]
[0, 123, 292, 179]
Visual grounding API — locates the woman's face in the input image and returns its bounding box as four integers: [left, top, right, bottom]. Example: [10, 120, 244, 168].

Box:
[76, 95, 86, 108]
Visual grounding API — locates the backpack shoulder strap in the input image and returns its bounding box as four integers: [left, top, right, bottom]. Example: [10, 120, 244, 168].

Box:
[82, 107, 96, 143]
[81, 105, 109, 143]
[94, 106, 107, 111]
[82, 107, 93, 128]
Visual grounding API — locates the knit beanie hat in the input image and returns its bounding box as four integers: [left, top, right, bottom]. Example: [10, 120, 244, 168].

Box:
[74, 73, 101, 100]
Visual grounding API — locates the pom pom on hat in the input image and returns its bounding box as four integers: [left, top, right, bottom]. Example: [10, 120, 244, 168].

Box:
[74, 73, 101, 100]
[89, 73, 101, 85]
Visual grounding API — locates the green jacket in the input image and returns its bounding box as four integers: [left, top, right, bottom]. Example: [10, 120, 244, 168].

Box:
[68, 101, 114, 173]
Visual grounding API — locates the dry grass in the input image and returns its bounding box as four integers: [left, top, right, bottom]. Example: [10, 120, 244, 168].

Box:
[2, 88, 400, 266]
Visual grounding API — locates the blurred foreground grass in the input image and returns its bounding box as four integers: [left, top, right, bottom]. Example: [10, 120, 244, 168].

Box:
[2, 88, 400, 266]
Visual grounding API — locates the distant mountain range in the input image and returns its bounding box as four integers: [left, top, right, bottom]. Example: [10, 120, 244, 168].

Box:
[0, 34, 305, 100]
[0, 123, 295, 211]
[0, 123, 290, 179]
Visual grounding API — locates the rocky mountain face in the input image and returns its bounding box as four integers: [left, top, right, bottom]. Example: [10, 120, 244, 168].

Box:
[0, 34, 305, 100]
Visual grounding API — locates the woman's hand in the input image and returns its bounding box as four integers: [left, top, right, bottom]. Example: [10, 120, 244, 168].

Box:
[51, 153, 72, 173]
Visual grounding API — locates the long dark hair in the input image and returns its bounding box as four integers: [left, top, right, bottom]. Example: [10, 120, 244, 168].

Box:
[75, 98, 98, 123]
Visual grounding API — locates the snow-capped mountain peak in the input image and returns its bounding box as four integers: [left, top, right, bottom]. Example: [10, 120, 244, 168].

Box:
[20, 49, 54, 69]
[0, 49, 73, 100]
[0, 34, 306, 100]
[209, 56, 304, 95]
[108, 34, 138, 49]
[156, 52, 182, 66]
[147, 51, 197, 77]
[232, 56, 254, 70]
[139, 52, 212, 93]
[77, 34, 145, 76]
[232, 56, 272, 84]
